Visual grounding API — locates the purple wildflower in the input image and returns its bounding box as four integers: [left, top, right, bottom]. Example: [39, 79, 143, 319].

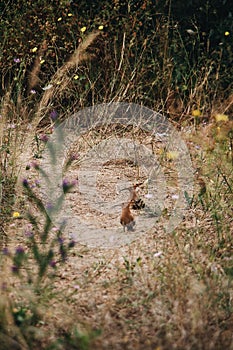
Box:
[46, 203, 54, 212]
[62, 179, 70, 192]
[15, 246, 25, 255]
[62, 179, 77, 192]
[39, 134, 49, 142]
[35, 179, 40, 187]
[13, 58, 21, 63]
[22, 178, 29, 188]
[29, 180, 40, 189]
[50, 110, 58, 121]
[11, 265, 19, 274]
[49, 260, 56, 268]
[25, 229, 34, 238]
[30, 89, 36, 94]
[71, 179, 78, 186]
[58, 237, 64, 244]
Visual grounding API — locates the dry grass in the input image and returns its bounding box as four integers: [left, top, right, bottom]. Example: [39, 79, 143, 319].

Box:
[0, 29, 232, 350]
[1, 120, 232, 349]
[0, 31, 101, 207]
[37, 31, 100, 114]
[28, 40, 48, 92]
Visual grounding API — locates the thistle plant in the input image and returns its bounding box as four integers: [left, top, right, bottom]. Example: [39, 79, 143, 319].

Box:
[2, 128, 77, 292]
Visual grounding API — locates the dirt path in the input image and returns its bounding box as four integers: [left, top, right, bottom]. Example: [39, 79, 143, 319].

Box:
[4, 124, 230, 350]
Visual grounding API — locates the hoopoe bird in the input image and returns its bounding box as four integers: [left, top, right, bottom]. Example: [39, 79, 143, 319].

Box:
[129, 183, 145, 210]
[119, 180, 149, 231]
[120, 201, 136, 232]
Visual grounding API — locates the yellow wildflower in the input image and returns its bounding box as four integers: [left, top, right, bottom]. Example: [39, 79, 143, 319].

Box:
[40, 59, 45, 64]
[13, 211, 20, 218]
[98, 25, 104, 30]
[158, 148, 165, 155]
[80, 26, 87, 33]
[68, 13, 73, 17]
[224, 31, 230, 36]
[215, 114, 229, 122]
[74, 75, 79, 80]
[57, 17, 62, 21]
[31, 47, 38, 53]
[166, 151, 179, 160]
[192, 109, 201, 117]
